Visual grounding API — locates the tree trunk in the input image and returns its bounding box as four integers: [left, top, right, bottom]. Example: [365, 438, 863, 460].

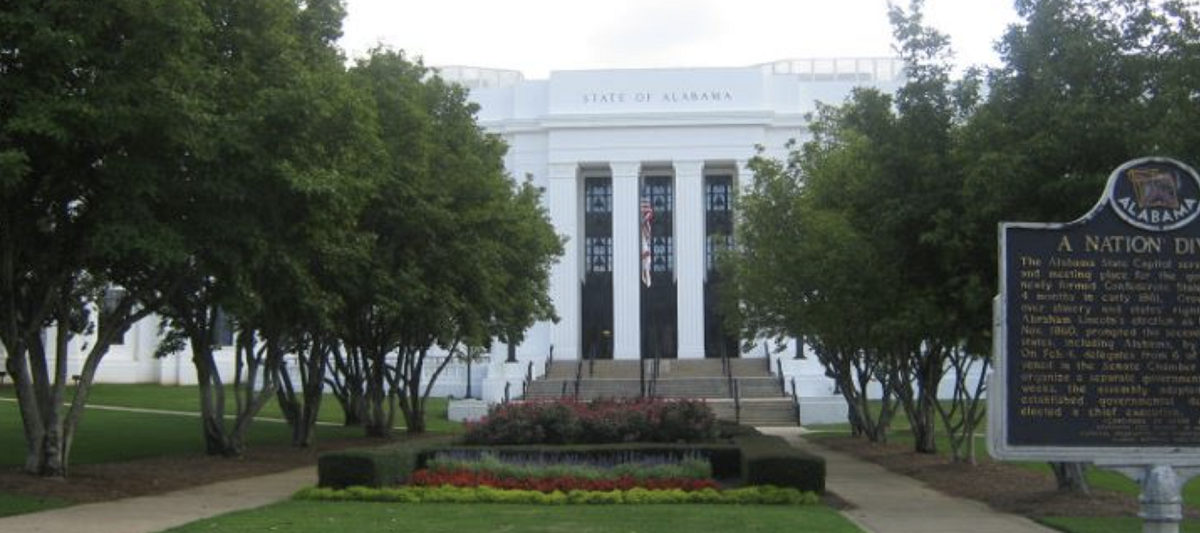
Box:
[226, 330, 281, 455]
[362, 346, 392, 437]
[6, 289, 145, 476]
[327, 346, 365, 426]
[1050, 462, 1091, 494]
[890, 344, 946, 455]
[192, 338, 234, 456]
[276, 337, 328, 448]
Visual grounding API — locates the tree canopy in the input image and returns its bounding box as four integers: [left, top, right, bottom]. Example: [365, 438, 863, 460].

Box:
[727, 0, 1200, 461]
[0, 0, 560, 475]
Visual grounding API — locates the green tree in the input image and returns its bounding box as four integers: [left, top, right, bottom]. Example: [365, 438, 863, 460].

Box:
[729, 0, 987, 457]
[337, 51, 561, 436]
[151, 0, 381, 455]
[956, 0, 1200, 485]
[0, 0, 210, 476]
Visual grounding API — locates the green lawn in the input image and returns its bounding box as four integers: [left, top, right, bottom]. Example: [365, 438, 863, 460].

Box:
[0, 401, 371, 468]
[0, 492, 70, 519]
[160, 501, 864, 533]
[0, 384, 459, 433]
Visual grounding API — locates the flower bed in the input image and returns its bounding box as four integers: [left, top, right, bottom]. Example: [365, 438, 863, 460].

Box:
[463, 398, 716, 445]
[426, 450, 712, 480]
[295, 485, 820, 505]
[415, 450, 717, 492]
[411, 469, 719, 492]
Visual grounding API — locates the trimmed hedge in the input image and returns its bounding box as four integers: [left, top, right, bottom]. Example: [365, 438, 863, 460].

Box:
[734, 434, 825, 493]
[716, 421, 763, 439]
[318, 436, 455, 489]
[295, 484, 820, 505]
[318, 425, 826, 493]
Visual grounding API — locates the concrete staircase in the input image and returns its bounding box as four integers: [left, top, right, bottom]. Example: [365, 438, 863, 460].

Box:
[522, 358, 800, 426]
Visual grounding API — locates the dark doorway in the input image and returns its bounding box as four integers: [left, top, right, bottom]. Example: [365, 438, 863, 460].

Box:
[704, 175, 739, 358]
[640, 175, 677, 360]
[581, 176, 614, 360]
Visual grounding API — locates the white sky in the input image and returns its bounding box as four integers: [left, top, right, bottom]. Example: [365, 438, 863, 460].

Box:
[339, 0, 1021, 78]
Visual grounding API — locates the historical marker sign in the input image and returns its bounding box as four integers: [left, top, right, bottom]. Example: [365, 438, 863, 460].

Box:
[990, 157, 1200, 464]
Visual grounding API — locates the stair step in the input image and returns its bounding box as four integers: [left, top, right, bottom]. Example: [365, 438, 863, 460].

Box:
[521, 358, 799, 426]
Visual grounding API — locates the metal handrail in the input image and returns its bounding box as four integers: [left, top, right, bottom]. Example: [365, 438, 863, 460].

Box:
[733, 378, 742, 424]
[522, 360, 534, 399]
[573, 355, 584, 400]
[639, 357, 647, 397]
[588, 343, 596, 377]
[721, 342, 734, 398]
[775, 358, 786, 393]
[649, 351, 662, 398]
[790, 377, 801, 425]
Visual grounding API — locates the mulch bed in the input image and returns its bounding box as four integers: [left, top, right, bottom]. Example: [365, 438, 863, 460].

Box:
[814, 435, 1200, 519]
[0, 436, 400, 504]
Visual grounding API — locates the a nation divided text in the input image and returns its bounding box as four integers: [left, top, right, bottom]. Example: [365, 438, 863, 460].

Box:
[1006, 217, 1200, 447]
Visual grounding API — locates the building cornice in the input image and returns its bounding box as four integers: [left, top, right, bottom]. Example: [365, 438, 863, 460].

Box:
[479, 111, 810, 134]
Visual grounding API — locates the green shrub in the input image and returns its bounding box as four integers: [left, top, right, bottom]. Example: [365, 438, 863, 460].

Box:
[717, 421, 762, 439]
[318, 436, 454, 488]
[294, 484, 820, 505]
[464, 398, 716, 445]
[734, 435, 825, 493]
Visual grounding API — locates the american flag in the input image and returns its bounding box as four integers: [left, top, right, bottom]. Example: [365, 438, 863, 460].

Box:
[640, 197, 653, 287]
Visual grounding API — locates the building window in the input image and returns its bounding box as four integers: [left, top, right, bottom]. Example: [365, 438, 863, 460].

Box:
[585, 181, 612, 213]
[706, 234, 734, 271]
[101, 288, 128, 346]
[651, 236, 674, 273]
[212, 307, 234, 347]
[642, 181, 673, 213]
[706, 178, 732, 212]
[585, 236, 613, 273]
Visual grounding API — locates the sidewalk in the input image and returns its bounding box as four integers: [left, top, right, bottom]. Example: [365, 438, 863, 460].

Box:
[760, 427, 1060, 533]
[0, 466, 313, 533]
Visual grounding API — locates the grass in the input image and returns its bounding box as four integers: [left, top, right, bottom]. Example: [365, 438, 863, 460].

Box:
[0, 492, 70, 518]
[0, 384, 459, 433]
[159, 501, 865, 533]
[0, 401, 371, 468]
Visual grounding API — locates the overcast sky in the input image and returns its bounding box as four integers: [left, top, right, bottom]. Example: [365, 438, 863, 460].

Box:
[339, 0, 1021, 78]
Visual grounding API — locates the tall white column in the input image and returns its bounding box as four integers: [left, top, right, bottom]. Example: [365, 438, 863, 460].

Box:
[675, 161, 706, 359]
[548, 163, 581, 360]
[735, 160, 755, 358]
[611, 162, 641, 360]
[736, 159, 753, 195]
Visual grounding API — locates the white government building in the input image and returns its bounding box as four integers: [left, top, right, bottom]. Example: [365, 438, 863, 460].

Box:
[2, 58, 908, 424]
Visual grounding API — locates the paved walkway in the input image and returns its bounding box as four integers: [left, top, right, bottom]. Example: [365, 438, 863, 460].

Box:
[761, 427, 1059, 533]
[0, 466, 314, 533]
